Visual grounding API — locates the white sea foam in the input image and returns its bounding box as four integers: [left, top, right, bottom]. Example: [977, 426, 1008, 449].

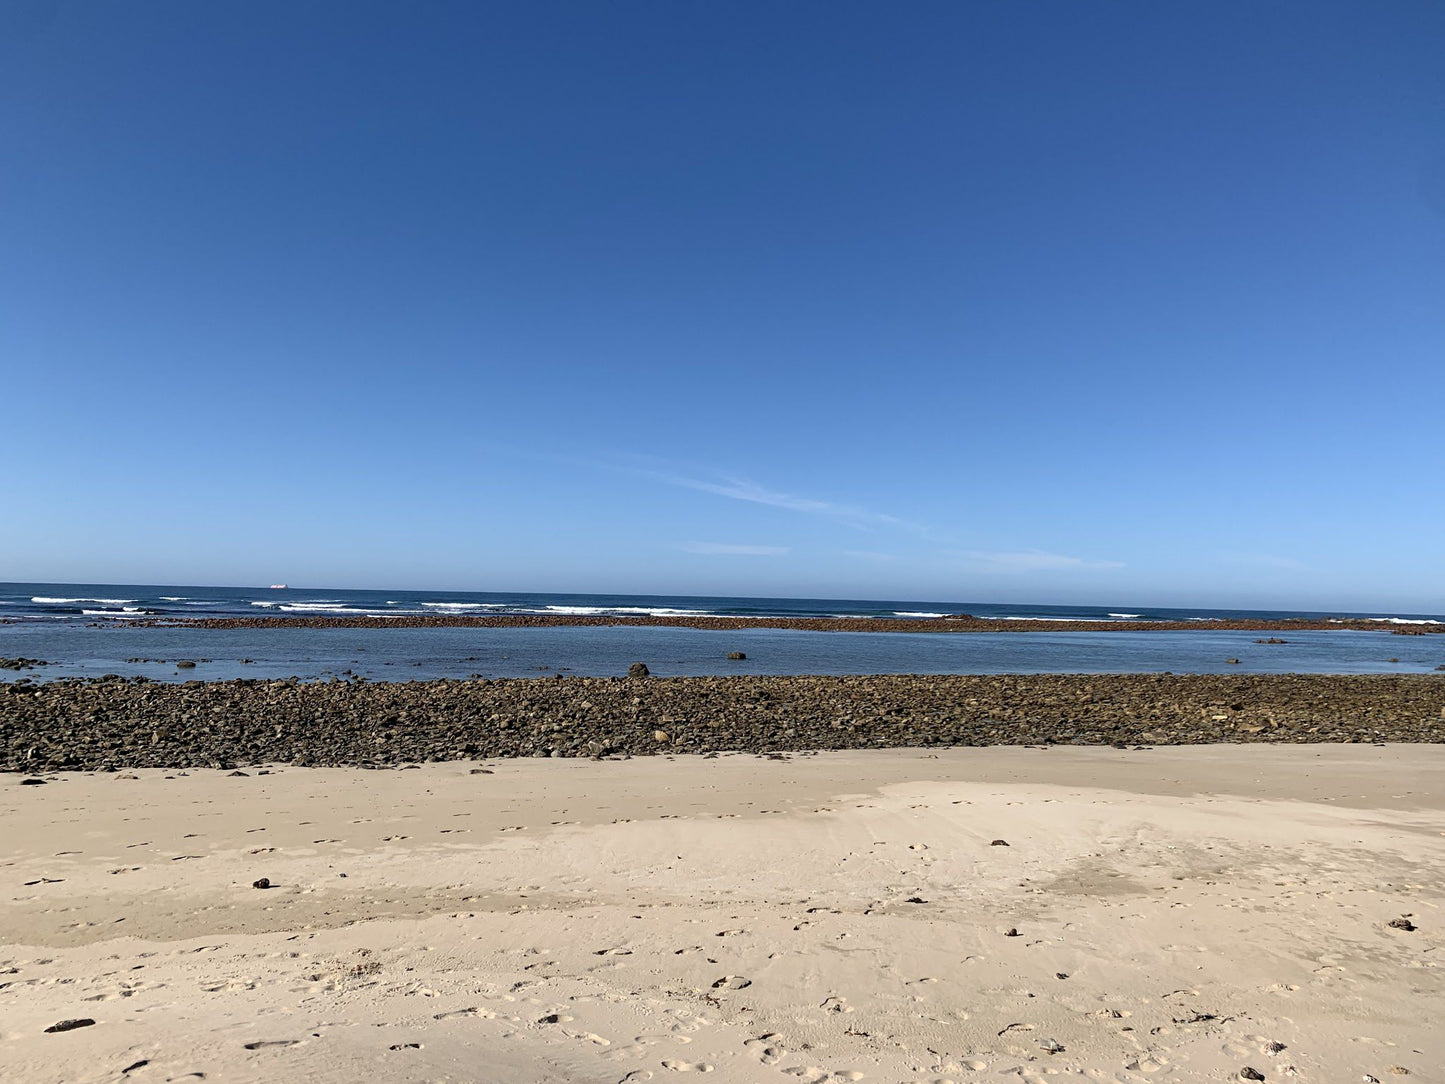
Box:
[539, 605, 717, 617]
[894, 611, 947, 618]
[419, 602, 510, 610]
[1000, 616, 1098, 622]
[1356, 616, 1443, 625]
[159, 596, 189, 601]
[33, 596, 138, 605]
[254, 599, 348, 610]
[1108, 613, 1144, 619]
[276, 604, 392, 615]
[82, 609, 146, 617]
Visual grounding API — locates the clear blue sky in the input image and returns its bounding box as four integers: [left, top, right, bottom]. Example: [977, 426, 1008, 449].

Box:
[3, 2, 1442, 610]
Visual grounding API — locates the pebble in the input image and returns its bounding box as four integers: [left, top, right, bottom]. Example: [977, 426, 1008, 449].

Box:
[1240, 1069, 1265, 1082]
[1387, 917, 1417, 932]
[252, 877, 271, 890]
[990, 839, 1010, 846]
[44, 1019, 95, 1034]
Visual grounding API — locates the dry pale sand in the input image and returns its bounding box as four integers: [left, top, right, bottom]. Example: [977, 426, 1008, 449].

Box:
[2, 746, 1441, 1084]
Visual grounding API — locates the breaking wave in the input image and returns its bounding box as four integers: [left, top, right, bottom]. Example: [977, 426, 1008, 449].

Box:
[33, 596, 137, 605]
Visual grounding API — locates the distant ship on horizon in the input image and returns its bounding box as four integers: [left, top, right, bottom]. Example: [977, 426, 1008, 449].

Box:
[268, 583, 288, 590]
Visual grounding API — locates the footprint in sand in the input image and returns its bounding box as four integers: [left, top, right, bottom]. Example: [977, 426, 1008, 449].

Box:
[745, 1034, 787, 1064]
[1124, 1056, 1170, 1073]
[661, 1060, 714, 1072]
[434, 1007, 497, 1020]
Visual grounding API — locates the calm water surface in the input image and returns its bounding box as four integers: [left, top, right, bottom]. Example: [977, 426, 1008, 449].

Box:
[1, 624, 1440, 682]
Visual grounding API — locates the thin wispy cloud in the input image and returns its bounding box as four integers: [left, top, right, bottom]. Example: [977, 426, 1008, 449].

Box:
[950, 549, 1125, 573]
[640, 468, 923, 532]
[1220, 552, 1307, 570]
[682, 542, 791, 556]
[843, 546, 895, 563]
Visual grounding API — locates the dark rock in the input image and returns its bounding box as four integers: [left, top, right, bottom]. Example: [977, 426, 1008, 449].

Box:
[904, 896, 927, 904]
[627, 662, 650, 678]
[252, 877, 272, 890]
[20, 778, 47, 785]
[45, 1018, 95, 1033]
[1264, 1042, 1286, 1054]
[5, 672, 1445, 772]
[727, 652, 746, 660]
[1387, 916, 1417, 931]
[1240, 1069, 1265, 1082]
[1004, 927, 1020, 937]
[175, 660, 197, 669]
[990, 839, 1009, 846]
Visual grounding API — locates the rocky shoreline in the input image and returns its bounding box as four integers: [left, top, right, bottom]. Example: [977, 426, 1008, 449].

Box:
[4, 673, 1442, 772]
[94, 613, 1445, 633]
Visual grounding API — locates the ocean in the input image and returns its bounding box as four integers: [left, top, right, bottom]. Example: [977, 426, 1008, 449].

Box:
[2, 582, 1442, 682]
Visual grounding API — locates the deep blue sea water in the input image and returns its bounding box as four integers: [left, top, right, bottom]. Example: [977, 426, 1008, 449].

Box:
[5, 581, 1444, 625]
[2, 583, 1442, 682]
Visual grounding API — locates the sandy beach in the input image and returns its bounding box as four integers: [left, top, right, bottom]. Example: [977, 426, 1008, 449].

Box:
[3, 745, 1441, 1083]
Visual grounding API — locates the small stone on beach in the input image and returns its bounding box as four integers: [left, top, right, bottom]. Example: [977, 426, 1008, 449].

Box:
[45, 1018, 95, 1034]
[252, 877, 271, 890]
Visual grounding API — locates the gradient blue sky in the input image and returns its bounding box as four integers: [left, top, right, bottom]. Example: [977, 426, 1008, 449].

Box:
[3, 2, 1443, 610]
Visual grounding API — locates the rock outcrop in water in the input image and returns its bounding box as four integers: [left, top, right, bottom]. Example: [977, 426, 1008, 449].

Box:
[2, 673, 1442, 772]
[90, 613, 1445, 633]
